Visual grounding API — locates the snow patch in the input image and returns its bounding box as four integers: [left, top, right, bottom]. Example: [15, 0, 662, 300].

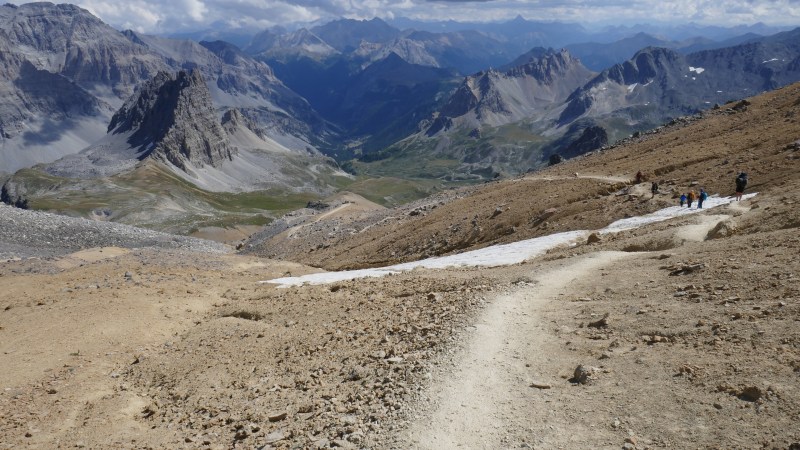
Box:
[627, 83, 638, 93]
[762, 58, 779, 63]
[262, 194, 757, 287]
[689, 66, 705, 74]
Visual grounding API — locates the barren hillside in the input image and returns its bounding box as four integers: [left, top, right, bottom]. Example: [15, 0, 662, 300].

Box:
[246, 82, 800, 270]
[0, 83, 799, 449]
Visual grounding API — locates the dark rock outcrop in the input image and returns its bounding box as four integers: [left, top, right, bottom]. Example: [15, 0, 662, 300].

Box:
[109, 70, 235, 171]
[562, 125, 608, 158]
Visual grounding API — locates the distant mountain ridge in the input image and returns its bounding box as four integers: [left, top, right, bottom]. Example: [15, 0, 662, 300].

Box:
[561, 28, 800, 127]
[426, 49, 594, 133]
[3, 3, 800, 187]
[0, 2, 327, 173]
[361, 30, 800, 182]
[35, 68, 346, 194]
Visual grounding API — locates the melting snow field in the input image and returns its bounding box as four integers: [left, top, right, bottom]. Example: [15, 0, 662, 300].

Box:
[262, 193, 756, 287]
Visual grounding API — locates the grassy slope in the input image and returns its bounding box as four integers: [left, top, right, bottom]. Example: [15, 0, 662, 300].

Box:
[17, 163, 321, 234]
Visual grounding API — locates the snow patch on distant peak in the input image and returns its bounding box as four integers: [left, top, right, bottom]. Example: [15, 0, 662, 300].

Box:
[762, 58, 779, 63]
[627, 83, 638, 93]
[689, 66, 705, 74]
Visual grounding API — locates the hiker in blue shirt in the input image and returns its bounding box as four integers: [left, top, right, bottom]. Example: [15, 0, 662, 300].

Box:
[680, 193, 687, 207]
[698, 189, 708, 208]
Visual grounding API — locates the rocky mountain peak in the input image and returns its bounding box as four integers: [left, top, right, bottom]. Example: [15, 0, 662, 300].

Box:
[605, 46, 682, 85]
[506, 49, 582, 83]
[430, 48, 593, 130]
[108, 69, 235, 171]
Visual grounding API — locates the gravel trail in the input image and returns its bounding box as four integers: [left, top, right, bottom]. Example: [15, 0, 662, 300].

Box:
[402, 251, 631, 448]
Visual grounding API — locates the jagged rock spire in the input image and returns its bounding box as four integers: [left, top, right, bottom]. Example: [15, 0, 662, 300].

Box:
[109, 70, 236, 171]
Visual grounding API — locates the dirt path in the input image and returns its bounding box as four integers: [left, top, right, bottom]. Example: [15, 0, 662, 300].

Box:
[285, 203, 352, 239]
[524, 174, 630, 183]
[402, 251, 632, 449]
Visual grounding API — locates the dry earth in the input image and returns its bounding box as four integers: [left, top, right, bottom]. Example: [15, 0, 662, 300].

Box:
[1, 84, 799, 449]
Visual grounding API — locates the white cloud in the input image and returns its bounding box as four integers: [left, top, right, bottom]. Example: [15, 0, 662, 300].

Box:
[4, 0, 799, 33]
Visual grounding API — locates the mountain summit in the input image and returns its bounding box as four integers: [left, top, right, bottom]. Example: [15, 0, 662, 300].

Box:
[108, 70, 235, 171]
[428, 49, 594, 133]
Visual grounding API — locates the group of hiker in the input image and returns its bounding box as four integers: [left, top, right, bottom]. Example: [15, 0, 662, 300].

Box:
[679, 189, 708, 208]
[634, 171, 749, 207]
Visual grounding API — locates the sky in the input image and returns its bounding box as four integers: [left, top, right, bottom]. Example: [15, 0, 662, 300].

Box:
[9, 1, 800, 34]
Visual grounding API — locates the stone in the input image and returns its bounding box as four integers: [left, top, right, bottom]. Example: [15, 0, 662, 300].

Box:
[738, 386, 763, 402]
[571, 365, 600, 384]
[344, 365, 369, 381]
[264, 430, 285, 444]
[529, 381, 552, 389]
[297, 404, 314, 414]
[587, 313, 609, 328]
[233, 429, 248, 440]
[268, 411, 287, 422]
[347, 431, 365, 444]
[341, 415, 358, 426]
[587, 233, 602, 244]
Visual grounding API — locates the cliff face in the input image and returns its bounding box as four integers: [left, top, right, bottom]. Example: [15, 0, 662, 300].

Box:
[431, 49, 595, 130]
[109, 70, 235, 171]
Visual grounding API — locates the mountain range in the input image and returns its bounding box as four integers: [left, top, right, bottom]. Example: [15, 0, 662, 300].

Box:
[242, 16, 800, 178]
[359, 28, 800, 181]
[2, 2, 800, 230]
[0, 2, 325, 175]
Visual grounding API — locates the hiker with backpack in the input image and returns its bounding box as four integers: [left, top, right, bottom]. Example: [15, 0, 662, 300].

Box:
[680, 193, 687, 207]
[651, 181, 658, 198]
[687, 190, 696, 208]
[735, 172, 748, 201]
[698, 188, 708, 208]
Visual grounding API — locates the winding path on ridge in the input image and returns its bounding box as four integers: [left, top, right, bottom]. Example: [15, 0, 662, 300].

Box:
[524, 174, 631, 183]
[401, 251, 634, 448]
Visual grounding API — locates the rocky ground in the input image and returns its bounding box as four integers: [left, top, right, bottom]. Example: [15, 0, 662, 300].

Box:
[0, 84, 799, 449]
[0, 204, 228, 260]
